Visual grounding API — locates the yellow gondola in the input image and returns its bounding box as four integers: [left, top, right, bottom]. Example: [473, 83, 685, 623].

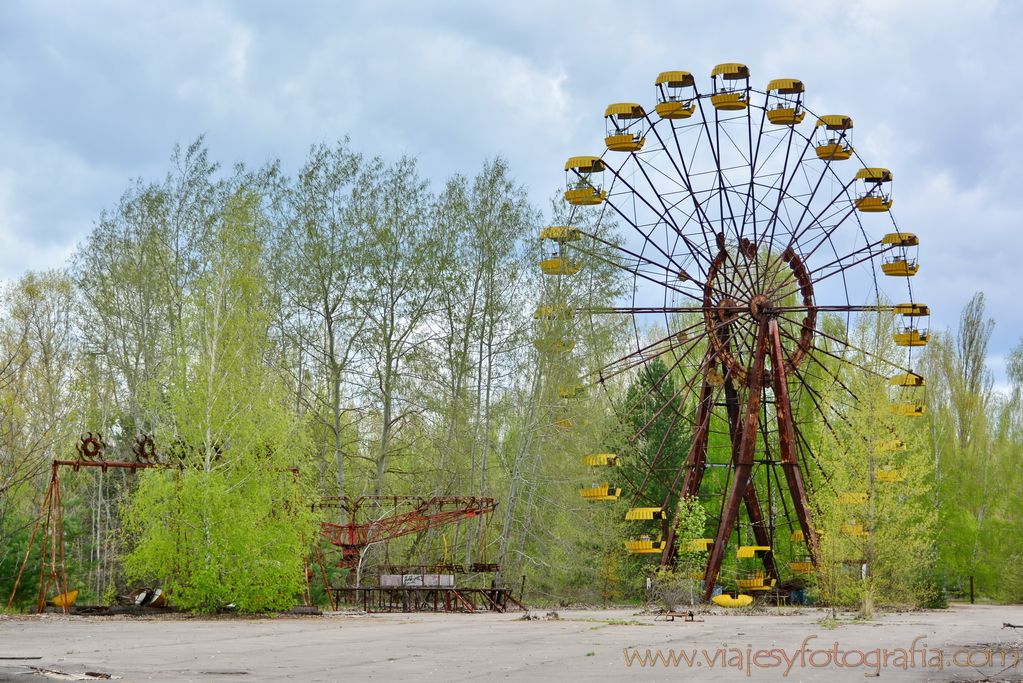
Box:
[538, 256, 581, 276]
[890, 402, 926, 417]
[736, 545, 771, 559]
[814, 115, 854, 160]
[855, 167, 893, 212]
[579, 483, 622, 501]
[583, 453, 619, 467]
[625, 536, 667, 554]
[655, 71, 697, 119]
[840, 522, 869, 537]
[683, 538, 713, 552]
[552, 418, 574, 430]
[882, 232, 919, 247]
[539, 226, 581, 242]
[710, 63, 750, 111]
[533, 305, 572, 320]
[876, 467, 907, 483]
[605, 103, 646, 152]
[894, 328, 929, 347]
[882, 257, 919, 277]
[765, 78, 805, 125]
[890, 372, 925, 388]
[790, 530, 805, 542]
[625, 507, 666, 521]
[838, 492, 868, 505]
[875, 438, 906, 452]
[790, 561, 814, 573]
[558, 385, 584, 399]
[564, 156, 607, 206]
[893, 303, 929, 316]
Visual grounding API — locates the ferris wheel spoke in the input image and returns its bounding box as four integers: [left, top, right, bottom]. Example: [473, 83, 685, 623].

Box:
[603, 163, 716, 277]
[589, 319, 708, 386]
[777, 310, 914, 376]
[647, 117, 720, 261]
[757, 142, 852, 281]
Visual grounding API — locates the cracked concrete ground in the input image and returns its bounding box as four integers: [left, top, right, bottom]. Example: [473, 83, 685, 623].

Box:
[1, 603, 1022, 682]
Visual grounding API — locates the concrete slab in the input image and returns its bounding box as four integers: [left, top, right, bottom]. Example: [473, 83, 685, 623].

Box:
[1, 604, 1021, 681]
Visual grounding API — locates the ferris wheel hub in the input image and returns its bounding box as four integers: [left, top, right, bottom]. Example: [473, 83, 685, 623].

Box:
[749, 294, 772, 320]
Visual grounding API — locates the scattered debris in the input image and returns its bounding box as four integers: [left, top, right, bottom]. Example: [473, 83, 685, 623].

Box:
[656, 610, 704, 623]
[287, 605, 322, 615]
[518, 611, 559, 621]
[1003, 622, 1023, 629]
[117, 588, 166, 608]
[29, 668, 119, 680]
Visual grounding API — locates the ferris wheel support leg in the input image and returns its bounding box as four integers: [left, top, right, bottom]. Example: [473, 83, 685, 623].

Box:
[660, 378, 714, 567]
[767, 320, 820, 563]
[702, 321, 770, 601]
[720, 360, 779, 583]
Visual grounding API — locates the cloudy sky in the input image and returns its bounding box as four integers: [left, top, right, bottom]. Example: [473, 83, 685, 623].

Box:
[1, 0, 1020, 382]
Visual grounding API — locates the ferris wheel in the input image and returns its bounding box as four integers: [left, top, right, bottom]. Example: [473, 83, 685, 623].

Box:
[537, 63, 928, 601]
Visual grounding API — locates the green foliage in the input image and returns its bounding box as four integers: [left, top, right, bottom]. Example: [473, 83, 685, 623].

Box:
[122, 467, 312, 612]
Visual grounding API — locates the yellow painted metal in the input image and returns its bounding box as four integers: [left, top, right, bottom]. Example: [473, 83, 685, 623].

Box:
[579, 483, 622, 501]
[816, 143, 854, 160]
[815, 114, 854, 130]
[856, 195, 893, 212]
[583, 453, 619, 467]
[894, 329, 928, 347]
[625, 538, 666, 554]
[559, 385, 584, 399]
[533, 305, 572, 320]
[856, 167, 893, 182]
[747, 582, 776, 592]
[790, 561, 814, 573]
[882, 232, 919, 246]
[51, 589, 79, 608]
[564, 156, 606, 173]
[564, 187, 607, 206]
[894, 303, 929, 316]
[711, 62, 750, 79]
[838, 492, 868, 505]
[767, 107, 805, 125]
[655, 101, 696, 119]
[877, 467, 907, 483]
[790, 530, 805, 542]
[766, 78, 804, 93]
[890, 402, 926, 417]
[605, 133, 645, 152]
[875, 438, 906, 452]
[882, 258, 919, 276]
[656, 70, 695, 87]
[890, 372, 925, 388]
[604, 102, 645, 119]
[840, 522, 869, 537]
[711, 92, 748, 111]
[737, 571, 767, 589]
[625, 507, 666, 521]
[533, 336, 575, 354]
[712, 593, 753, 608]
[540, 226, 581, 242]
[736, 545, 771, 559]
[539, 256, 581, 276]
[684, 538, 713, 552]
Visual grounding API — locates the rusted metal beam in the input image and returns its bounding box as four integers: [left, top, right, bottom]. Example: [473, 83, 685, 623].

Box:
[767, 319, 819, 563]
[702, 319, 770, 600]
[721, 338, 779, 583]
[659, 374, 714, 566]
